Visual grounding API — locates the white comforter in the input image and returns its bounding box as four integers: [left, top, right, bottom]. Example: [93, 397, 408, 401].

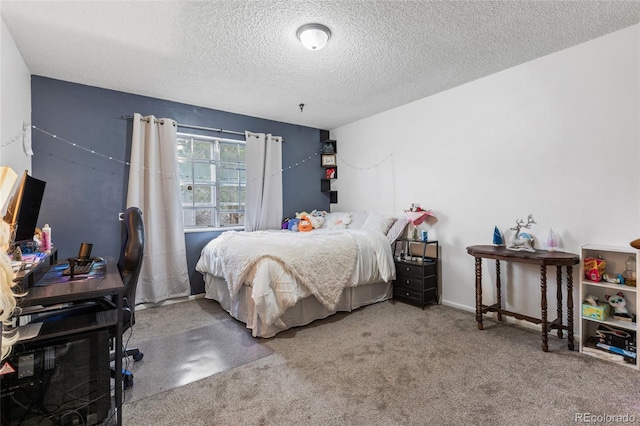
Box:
[195, 229, 395, 329]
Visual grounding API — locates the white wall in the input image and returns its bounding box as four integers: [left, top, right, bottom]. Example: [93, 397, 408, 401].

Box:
[1, 17, 32, 175]
[333, 25, 640, 322]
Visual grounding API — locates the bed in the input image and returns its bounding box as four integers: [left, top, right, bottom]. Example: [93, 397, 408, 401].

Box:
[195, 212, 408, 337]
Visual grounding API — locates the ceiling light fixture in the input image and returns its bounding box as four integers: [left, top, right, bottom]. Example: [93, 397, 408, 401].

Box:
[296, 24, 331, 51]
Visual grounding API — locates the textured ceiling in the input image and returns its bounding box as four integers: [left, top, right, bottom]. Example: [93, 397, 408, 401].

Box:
[2, 1, 640, 130]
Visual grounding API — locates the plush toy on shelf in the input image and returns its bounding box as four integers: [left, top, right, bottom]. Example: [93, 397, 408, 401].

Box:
[605, 292, 636, 322]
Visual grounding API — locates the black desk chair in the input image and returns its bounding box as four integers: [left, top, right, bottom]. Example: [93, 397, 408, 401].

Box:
[117, 206, 145, 365]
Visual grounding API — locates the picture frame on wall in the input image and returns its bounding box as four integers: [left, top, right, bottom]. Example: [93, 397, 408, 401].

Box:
[321, 154, 336, 167]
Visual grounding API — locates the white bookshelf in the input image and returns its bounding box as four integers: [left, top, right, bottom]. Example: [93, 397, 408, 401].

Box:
[579, 244, 638, 370]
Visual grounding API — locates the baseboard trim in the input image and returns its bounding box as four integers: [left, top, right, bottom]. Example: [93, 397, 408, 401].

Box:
[136, 293, 205, 311]
[441, 300, 474, 313]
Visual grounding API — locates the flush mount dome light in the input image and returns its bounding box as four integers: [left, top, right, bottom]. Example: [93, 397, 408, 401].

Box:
[297, 24, 331, 50]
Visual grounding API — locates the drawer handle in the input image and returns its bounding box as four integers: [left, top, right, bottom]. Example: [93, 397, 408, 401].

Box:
[406, 292, 410, 296]
[406, 280, 411, 285]
[405, 267, 410, 272]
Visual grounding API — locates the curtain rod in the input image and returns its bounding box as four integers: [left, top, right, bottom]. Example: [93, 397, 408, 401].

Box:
[179, 122, 245, 136]
[119, 115, 284, 141]
[120, 115, 243, 136]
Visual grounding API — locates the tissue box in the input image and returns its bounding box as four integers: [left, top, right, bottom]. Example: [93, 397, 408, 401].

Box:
[582, 303, 610, 321]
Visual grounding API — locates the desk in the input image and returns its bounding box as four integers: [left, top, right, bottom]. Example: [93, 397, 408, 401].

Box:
[13, 257, 124, 425]
[466, 245, 580, 352]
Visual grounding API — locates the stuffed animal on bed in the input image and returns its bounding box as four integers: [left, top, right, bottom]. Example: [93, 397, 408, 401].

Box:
[290, 211, 310, 232]
[292, 210, 327, 230]
[287, 218, 300, 232]
[308, 210, 326, 229]
[298, 214, 314, 232]
[324, 212, 352, 230]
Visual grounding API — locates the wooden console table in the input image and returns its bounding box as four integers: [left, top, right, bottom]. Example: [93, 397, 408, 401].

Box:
[466, 245, 580, 352]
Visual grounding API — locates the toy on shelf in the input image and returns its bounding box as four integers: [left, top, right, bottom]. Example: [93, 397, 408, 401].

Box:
[325, 168, 336, 179]
[605, 292, 636, 322]
[584, 256, 606, 282]
[603, 272, 625, 285]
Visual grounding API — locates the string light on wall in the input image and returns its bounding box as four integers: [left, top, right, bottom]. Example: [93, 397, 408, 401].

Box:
[30, 125, 396, 200]
[2, 122, 31, 151]
[332, 152, 397, 213]
[33, 125, 130, 166]
[336, 152, 394, 170]
[30, 125, 320, 182]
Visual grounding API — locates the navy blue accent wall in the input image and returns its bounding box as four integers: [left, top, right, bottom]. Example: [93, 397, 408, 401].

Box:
[31, 76, 327, 294]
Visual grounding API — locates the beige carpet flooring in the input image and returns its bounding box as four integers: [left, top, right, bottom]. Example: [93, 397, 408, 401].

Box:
[121, 298, 640, 425]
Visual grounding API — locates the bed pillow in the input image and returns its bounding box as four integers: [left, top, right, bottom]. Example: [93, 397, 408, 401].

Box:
[386, 215, 409, 243]
[323, 212, 352, 230]
[361, 213, 396, 235]
[347, 211, 369, 230]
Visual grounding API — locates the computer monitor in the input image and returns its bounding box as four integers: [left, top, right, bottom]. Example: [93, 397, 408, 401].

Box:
[3, 170, 46, 247]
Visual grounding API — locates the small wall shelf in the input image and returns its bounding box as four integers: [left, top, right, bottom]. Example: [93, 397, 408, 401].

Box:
[320, 136, 337, 204]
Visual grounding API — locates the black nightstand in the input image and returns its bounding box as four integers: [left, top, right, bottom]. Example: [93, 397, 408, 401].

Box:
[392, 238, 439, 308]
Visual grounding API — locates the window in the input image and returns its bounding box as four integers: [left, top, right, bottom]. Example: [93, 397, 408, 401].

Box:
[177, 133, 245, 229]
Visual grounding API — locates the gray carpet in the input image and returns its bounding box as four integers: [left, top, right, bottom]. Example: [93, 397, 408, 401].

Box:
[121, 298, 640, 425]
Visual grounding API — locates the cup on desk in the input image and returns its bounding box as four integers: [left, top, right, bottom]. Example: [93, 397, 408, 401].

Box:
[78, 243, 93, 264]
